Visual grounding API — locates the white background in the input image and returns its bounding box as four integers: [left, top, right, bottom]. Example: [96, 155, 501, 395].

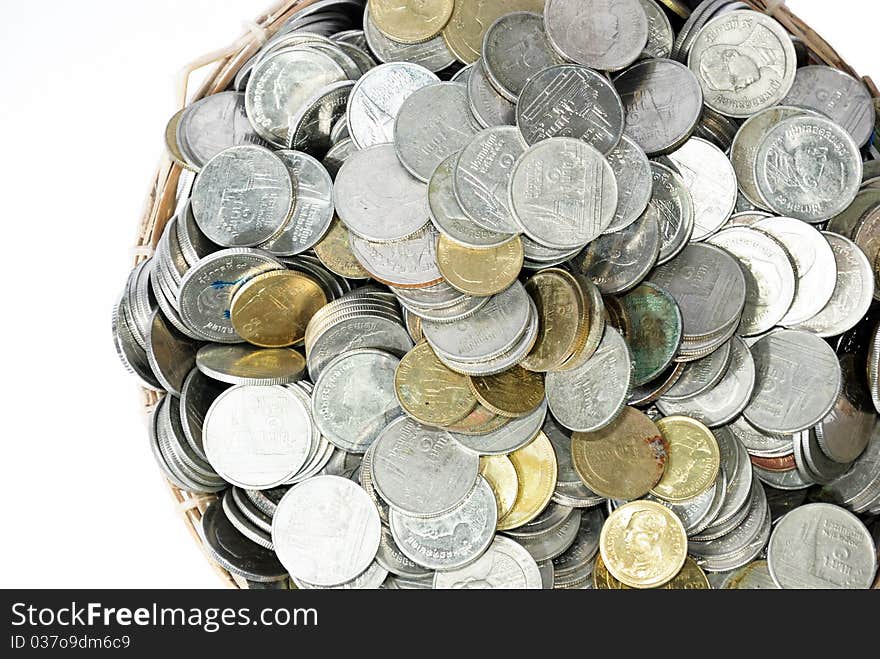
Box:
[0, 0, 875, 588]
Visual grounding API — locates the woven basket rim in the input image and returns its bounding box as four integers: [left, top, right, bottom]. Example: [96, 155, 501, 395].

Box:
[133, 0, 879, 589]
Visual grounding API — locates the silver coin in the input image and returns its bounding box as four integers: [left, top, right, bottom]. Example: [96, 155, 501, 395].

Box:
[730, 106, 821, 210]
[782, 65, 877, 148]
[245, 47, 347, 147]
[349, 227, 442, 288]
[312, 348, 402, 454]
[707, 227, 796, 336]
[272, 475, 381, 587]
[334, 40, 378, 75]
[645, 162, 695, 265]
[692, 485, 771, 573]
[145, 310, 199, 396]
[204, 384, 313, 489]
[201, 501, 287, 583]
[546, 326, 631, 433]
[604, 135, 653, 233]
[665, 138, 738, 241]
[334, 144, 428, 242]
[651, 482, 716, 536]
[288, 79, 354, 154]
[793, 233, 875, 338]
[517, 64, 625, 152]
[191, 146, 294, 248]
[544, 0, 648, 72]
[698, 426, 753, 532]
[449, 399, 547, 456]
[178, 248, 283, 343]
[815, 353, 875, 464]
[482, 12, 561, 102]
[346, 61, 440, 149]
[572, 210, 661, 295]
[307, 315, 413, 381]
[753, 217, 836, 326]
[392, 280, 466, 310]
[801, 428, 850, 485]
[322, 136, 356, 178]
[552, 507, 604, 580]
[507, 502, 576, 540]
[614, 58, 703, 156]
[427, 154, 514, 248]
[650, 243, 746, 339]
[509, 509, 582, 562]
[394, 82, 481, 182]
[726, 415, 792, 459]
[662, 340, 732, 401]
[521, 236, 582, 264]
[179, 368, 228, 459]
[177, 200, 220, 266]
[450, 63, 475, 84]
[433, 535, 542, 589]
[687, 10, 796, 119]
[375, 526, 432, 578]
[371, 416, 480, 518]
[421, 281, 531, 363]
[509, 137, 617, 249]
[467, 61, 516, 129]
[259, 150, 335, 256]
[454, 126, 525, 234]
[390, 477, 497, 571]
[753, 463, 813, 491]
[754, 116, 863, 223]
[822, 424, 880, 508]
[294, 560, 388, 590]
[638, 0, 674, 59]
[657, 336, 755, 428]
[767, 503, 876, 589]
[362, 5, 455, 72]
[744, 330, 842, 435]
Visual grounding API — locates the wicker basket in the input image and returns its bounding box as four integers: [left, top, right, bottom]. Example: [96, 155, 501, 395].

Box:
[131, 0, 879, 589]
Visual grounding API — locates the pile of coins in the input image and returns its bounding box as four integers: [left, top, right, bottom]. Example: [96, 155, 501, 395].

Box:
[113, 0, 880, 589]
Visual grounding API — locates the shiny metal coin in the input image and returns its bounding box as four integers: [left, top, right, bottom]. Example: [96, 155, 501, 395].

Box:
[467, 60, 516, 128]
[196, 344, 306, 386]
[638, 0, 674, 59]
[288, 80, 354, 155]
[645, 162, 695, 265]
[482, 12, 561, 102]
[201, 501, 288, 583]
[179, 368, 228, 459]
[348, 226, 443, 288]
[375, 526, 432, 579]
[433, 535, 542, 589]
[362, 5, 456, 72]
[146, 309, 200, 396]
[814, 353, 875, 464]
[604, 135, 653, 233]
[449, 399, 547, 456]
[726, 415, 792, 459]
[662, 340, 732, 401]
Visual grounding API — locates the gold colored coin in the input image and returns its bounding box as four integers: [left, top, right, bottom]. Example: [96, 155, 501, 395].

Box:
[522, 268, 584, 372]
[479, 455, 519, 522]
[435, 235, 524, 297]
[722, 560, 778, 589]
[469, 366, 545, 419]
[557, 273, 606, 371]
[394, 341, 478, 426]
[603, 295, 632, 340]
[371, 0, 455, 44]
[657, 0, 691, 19]
[442, 0, 545, 64]
[313, 216, 371, 280]
[404, 309, 423, 343]
[599, 500, 688, 589]
[571, 407, 668, 500]
[444, 403, 503, 434]
[593, 554, 709, 590]
[650, 416, 720, 503]
[497, 432, 558, 531]
[230, 271, 327, 348]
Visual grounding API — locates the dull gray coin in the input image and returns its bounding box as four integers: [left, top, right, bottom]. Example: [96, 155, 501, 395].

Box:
[638, 0, 674, 59]
[482, 12, 561, 102]
[662, 341, 732, 401]
[449, 400, 547, 456]
[146, 310, 200, 396]
[468, 60, 516, 128]
[605, 135, 653, 233]
[646, 162, 695, 265]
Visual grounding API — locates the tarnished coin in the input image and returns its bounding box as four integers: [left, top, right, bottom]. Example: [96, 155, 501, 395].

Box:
[594, 554, 709, 589]
[467, 61, 516, 128]
[600, 500, 687, 588]
[394, 82, 480, 182]
[450, 399, 547, 456]
[370, 0, 454, 44]
[230, 270, 327, 347]
[544, 0, 648, 72]
[146, 310, 199, 396]
[620, 282, 683, 386]
[469, 366, 544, 419]
[517, 64, 625, 152]
[782, 65, 877, 148]
[196, 344, 306, 386]
[482, 12, 560, 102]
[651, 416, 720, 502]
[638, 0, 674, 60]
[349, 226, 443, 288]
[364, 5, 456, 71]
[441, 0, 545, 65]
[644, 162, 695, 265]
[614, 58, 703, 156]
[391, 476, 497, 571]
[204, 385, 313, 489]
[436, 235, 523, 297]
[745, 330, 842, 435]
[571, 406, 667, 500]
[433, 535, 542, 589]
[273, 476, 381, 587]
[454, 126, 525, 234]
[604, 135, 653, 233]
[313, 216, 371, 279]
[827, 189, 880, 240]
[371, 416, 480, 517]
[687, 10, 796, 118]
[721, 560, 779, 589]
[509, 137, 618, 250]
[664, 138, 738, 241]
[707, 227, 796, 336]
[480, 455, 519, 521]
[334, 144, 428, 242]
[662, 340, 732, 401]
[754, 116, 862, 223]
[767, 503, 876, 589]
[346, 62, 439, 149]
[191, 146, 294, 248]
[394, 341, 477, 427]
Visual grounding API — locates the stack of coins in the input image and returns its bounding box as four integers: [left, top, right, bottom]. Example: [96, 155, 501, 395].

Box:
[114, 0, 880, 589]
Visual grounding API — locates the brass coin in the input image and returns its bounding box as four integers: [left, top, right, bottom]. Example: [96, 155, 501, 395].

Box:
[650, 416, 720, 503]
[469, 366, 545, 419]
[371, 0, 455, 44]
[479, 455, 520, 522]
[442, 0, 545, 64]
[435, 235, 524, 297]
[557, 273, 606, 371]
[599, 500, 688, 589]
[394, 341, 478, 426]
[593, 554, 709, 590]
[571, 407, 668, 500]
[196, 344, 307, 386]
[445, 403, 503, 434]
[603, 295, 632, 340]
[657, 0, 690, 19]
[313, 216, 371, 280]
[497, 431, 558, 531]
[522, 268, 584, 372]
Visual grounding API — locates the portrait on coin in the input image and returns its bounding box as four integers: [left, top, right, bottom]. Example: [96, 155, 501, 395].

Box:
[622, 510, 666, 579]
[699, 24, 785, 93]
